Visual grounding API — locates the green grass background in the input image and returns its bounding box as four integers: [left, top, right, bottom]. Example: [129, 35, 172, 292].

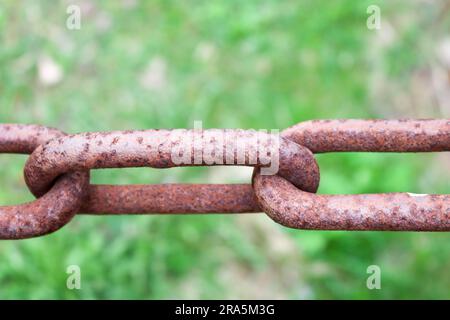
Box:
[0, 0, 449, 299]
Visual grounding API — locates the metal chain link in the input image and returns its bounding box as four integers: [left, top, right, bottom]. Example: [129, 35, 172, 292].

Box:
[0, 125, 89, 239]
[0, 119, 449, 239]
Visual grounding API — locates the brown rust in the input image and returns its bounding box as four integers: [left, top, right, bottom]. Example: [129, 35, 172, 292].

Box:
[12, 119, 450, 232]
[282, 119, 450, 152]
[253, 120, 450, 231]
[253, 173, 450, 231]
[82, 184, 260, 214]
[75, 119, 449, 217]
[0, 124, 64, 154]
[0, 124, 89, 239]
[24, 129, 319, 198]
[252, 119, 450, 231]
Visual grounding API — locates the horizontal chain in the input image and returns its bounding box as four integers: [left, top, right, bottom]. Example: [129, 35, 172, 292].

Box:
[0, 119, 448, 239]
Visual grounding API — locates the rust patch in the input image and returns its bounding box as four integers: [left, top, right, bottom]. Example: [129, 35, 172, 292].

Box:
[0, 124, 89, 239]
[2, 119, 448, 234]
[253, 173, 450, 231]
[24, 129, 319, 198]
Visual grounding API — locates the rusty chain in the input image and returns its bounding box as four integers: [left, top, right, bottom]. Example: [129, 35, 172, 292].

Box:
[0, 119, 449, 239]
[0, 125, 89, 239]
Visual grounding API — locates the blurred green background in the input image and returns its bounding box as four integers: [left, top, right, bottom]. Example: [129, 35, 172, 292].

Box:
[0, 0, 449, 299]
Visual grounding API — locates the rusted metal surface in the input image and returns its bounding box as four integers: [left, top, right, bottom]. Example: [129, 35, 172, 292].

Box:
[82, 184, 260, 214]
[0, 124, 89, 239]
[253, 173, 450, 231]
[252, 119, 450, 231]
[1, 119, 449, 237]
[73, 119, 449, 216]
[0, 124, 64, 154]
[282, 119, 450, 152]
[24, 129, 319, 198]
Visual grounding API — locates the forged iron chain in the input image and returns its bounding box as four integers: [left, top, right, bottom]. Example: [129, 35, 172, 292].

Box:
[0, 119, 449, 239]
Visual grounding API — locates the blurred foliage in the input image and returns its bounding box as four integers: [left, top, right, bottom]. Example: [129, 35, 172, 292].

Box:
[0, 0, 449, 299]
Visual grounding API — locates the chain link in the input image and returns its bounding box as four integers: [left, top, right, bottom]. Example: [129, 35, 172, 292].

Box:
[0, 125, 89, 239]
[0, 119, 449, 239]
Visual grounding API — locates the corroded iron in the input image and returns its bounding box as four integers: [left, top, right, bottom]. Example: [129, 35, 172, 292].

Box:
[253, 119, 450, 231]
[0, 124, 89, 239]
[24, 129, 319, 198]
[77, 119, 449, 216]
[82, 184, 259, 214]
[282, 119, 450, 152]
[1, 119, 449, 237]
[253, 173, 450, 231]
